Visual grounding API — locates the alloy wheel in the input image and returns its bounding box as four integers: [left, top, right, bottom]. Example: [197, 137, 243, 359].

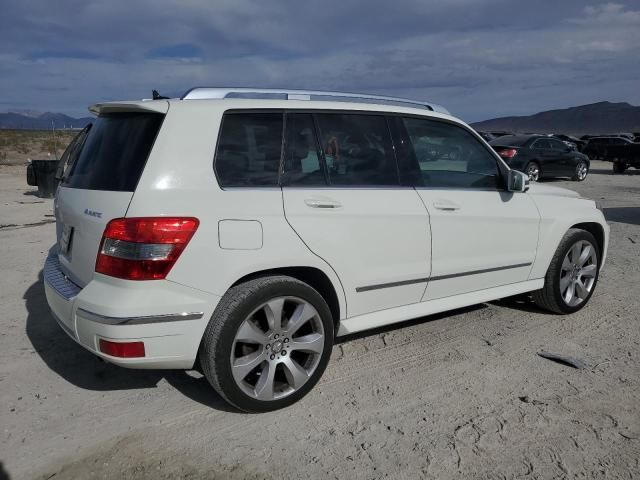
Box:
[230, 297, 325, 401]
[526, 163, 540, 182]
[559, 240, 597, 307]
[576, 162, 588, 181]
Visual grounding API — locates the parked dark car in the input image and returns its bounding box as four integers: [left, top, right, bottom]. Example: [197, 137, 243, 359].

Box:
[603, 142, 640, 173]
[476, 130, 496, 142]
[582, 136, 634, 160]
[488, 130, 514, 138]
[489, 135, 590, 182]
[551, 134, 586, 152]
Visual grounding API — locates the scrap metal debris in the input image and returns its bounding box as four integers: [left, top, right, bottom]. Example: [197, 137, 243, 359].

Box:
[537, 351, 585, 369]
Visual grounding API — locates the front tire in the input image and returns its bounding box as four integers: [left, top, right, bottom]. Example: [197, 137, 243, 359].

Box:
[199, 276, 334, 412]
[572, 160, 588, 181]
[532, 229, 600, 314]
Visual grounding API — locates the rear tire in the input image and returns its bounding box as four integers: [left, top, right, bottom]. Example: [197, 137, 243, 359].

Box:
[199, 276, 334, 412]
[532, 229, 600, 314]
[613, 160, 626, 174]
[525, 161, 540, 182]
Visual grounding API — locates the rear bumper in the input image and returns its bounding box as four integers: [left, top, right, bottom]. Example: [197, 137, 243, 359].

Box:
[44, 254, 220, 369]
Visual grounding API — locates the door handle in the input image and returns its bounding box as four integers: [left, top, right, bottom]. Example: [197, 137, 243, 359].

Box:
[304, 198, 342, 209]
[433, 201, 460, 211]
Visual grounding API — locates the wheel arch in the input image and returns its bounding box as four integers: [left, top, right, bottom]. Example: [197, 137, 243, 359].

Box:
[570, 222, 605, 263]
[230, 266, 342, 330]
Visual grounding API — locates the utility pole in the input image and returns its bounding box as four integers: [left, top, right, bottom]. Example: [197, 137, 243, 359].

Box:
[51, 120, 59, 160]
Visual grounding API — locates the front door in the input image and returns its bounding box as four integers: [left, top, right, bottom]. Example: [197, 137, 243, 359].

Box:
[547, 138, 576, 176]
[282, 112, 431, 318]
[396, 116, 540, 301]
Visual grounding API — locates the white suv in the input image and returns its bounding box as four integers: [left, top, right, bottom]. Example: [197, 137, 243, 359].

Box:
[45, 88, 609, 412]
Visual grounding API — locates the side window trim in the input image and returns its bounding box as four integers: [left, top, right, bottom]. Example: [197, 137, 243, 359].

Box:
[386, 115, 423, 187]
[384, 116, 403, 187]
[310, 113, 331, 185]
[280, 112, 329, 187]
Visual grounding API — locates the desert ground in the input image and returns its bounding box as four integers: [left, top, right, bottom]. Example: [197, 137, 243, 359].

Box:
[0, 161, 639, 480]
[0, 130, 77, 165]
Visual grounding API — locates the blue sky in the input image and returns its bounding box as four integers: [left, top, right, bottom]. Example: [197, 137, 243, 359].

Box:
[1, 0, 639, 122]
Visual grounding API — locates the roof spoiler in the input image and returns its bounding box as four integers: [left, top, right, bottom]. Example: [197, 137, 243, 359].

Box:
[89, 101, 169, 115]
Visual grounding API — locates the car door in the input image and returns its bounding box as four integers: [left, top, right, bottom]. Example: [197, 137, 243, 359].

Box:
[548, 138, 577, 176]
[282, 112, 431, 318]
[597, 138, 609, 157]
[530, 138, 559, 176]
[393, 116, 540, 301]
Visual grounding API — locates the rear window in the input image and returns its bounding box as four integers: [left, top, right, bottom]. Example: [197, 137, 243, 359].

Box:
[62, 113, 163, 191]
[214, 113, 283, 187]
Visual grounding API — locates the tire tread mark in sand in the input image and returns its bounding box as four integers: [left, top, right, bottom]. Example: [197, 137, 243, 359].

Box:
[0, 219, 55, 230]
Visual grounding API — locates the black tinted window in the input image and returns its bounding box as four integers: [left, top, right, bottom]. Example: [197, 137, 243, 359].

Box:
[532, 139, 552, 149]
[548, 139, 567, 150]
[62, 113, 163, 191]
[315, 114, 398, 186]
[403, 117, 498, 189]
[283, 114, 326, 186]
[215, 113, 283, 187]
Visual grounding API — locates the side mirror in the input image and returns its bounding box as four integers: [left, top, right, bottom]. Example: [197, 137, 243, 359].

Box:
[507, 169, 529, 192]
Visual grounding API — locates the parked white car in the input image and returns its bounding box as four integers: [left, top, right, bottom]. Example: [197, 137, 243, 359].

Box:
[45, 88, 609, 412]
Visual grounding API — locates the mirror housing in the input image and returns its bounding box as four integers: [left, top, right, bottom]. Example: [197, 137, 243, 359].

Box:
[507, 169, 529, 192]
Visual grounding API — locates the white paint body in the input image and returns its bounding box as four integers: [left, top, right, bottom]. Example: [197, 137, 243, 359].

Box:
[44, 97, 610, 368]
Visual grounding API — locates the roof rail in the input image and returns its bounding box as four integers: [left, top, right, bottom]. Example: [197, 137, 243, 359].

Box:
[181, 87, 450, 114]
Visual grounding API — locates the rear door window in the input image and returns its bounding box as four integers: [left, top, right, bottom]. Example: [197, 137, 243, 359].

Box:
[62, 113, 164, 191]
[548, 139, 567, 150]
[214, 113, 283, 187]
[402, 117, 499, 189]
[532, 139, 552, 149]
[315, 113, 399, 186]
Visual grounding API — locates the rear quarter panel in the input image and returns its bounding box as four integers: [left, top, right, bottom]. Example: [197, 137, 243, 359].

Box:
[125, 101, 348, 318]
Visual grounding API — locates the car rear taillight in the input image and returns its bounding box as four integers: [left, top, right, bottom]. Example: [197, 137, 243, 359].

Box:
[96, 217, 199, 280]
[498, 148, 518, 159]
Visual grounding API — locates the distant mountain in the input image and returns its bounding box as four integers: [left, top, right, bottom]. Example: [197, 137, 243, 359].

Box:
[471, 102, 640, 135]
[0, 111, 93, 130]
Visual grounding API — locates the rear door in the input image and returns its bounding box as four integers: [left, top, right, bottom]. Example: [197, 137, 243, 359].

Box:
[394, 116, 539, 301]
[55, 109, 165, 286]
[282, 112, 431, 318]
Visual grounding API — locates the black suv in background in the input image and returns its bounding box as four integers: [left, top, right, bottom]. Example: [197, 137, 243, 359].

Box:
[489, 135, 590, 182]
[582, 136, 634, 160]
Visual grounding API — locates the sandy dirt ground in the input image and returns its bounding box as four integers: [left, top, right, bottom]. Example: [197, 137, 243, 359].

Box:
[0, 162, 639, 480]
[0, 131, 76, 165]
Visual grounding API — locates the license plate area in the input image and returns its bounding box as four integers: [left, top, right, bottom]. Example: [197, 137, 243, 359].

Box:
[60, 224, 74, 255]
